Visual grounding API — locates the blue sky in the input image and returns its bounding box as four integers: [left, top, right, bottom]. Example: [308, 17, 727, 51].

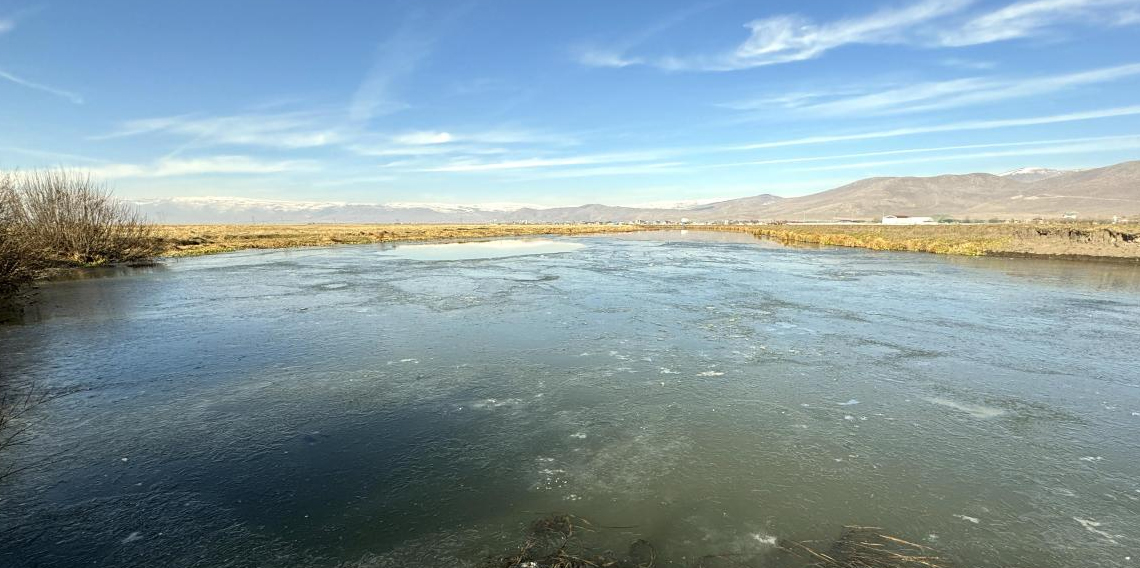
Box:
[2, 0, 1140, 206]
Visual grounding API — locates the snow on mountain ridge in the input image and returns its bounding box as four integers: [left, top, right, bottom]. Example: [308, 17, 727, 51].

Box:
[131, 196, 548, 213]
[997, 167, 1070, 182]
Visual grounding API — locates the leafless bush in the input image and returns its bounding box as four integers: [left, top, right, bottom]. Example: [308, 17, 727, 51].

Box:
[0, 172, 36, 295]
[11, 169, 160, 265]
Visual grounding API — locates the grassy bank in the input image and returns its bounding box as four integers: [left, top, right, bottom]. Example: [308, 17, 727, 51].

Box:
[153, 222, 1140, 260]
[731, 223, 1140, 259]
[154, 224, 655, 257]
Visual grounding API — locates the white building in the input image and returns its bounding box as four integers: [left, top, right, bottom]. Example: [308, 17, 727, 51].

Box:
[882, 215, 935, 225]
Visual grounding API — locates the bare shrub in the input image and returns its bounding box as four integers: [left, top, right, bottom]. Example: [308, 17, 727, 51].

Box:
[12, 169, 160, 265]
[0, 172, 36, 294]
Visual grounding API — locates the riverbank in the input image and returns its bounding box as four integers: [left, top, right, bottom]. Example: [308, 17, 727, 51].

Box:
[155, 223, 1140, 261]
[154, 224, 654, 257]
[735, 223, 1140, 260]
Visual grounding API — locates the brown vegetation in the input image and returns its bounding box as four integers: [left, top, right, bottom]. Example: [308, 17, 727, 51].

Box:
[692, 223, 1140, 259]
[153, 222, 1140, 261]
[153, 223, 653, 257]
[0, 169, 161, 297]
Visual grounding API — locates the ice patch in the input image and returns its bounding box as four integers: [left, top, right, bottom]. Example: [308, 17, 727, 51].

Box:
[1074, 517, 1119, 543]
[924, 397, 1005, 418]
[470, 398, 522, 409]
[953, 514, 980, 524]
[751, 533, 777, 546]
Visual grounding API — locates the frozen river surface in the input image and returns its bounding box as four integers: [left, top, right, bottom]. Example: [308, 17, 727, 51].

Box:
[2, 231, 1139, 567]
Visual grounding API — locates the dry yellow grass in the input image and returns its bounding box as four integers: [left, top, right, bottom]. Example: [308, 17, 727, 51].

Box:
[733, 223, 1140, 258]
[153, 222, 1140, 260]
[154, 224, 656, 257]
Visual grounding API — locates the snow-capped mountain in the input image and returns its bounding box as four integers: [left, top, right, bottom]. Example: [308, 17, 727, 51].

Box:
[998, 167, 1070, 182]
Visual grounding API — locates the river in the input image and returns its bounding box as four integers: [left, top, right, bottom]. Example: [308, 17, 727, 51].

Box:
[2, 231, 1138, 567]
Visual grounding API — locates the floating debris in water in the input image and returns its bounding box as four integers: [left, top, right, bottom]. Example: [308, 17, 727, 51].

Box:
[953, 514, 980, 524]
[121, 532, 143, 544]
[838, 399, 860, 406]
[1079, 456, 1104, 462]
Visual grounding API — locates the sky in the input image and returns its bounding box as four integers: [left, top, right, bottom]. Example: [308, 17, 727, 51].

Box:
[2, 0, 1140, 207]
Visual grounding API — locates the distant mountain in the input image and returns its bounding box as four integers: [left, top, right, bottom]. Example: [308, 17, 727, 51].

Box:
[134, 160, 1140, 224]
[132, 196, 536, 224]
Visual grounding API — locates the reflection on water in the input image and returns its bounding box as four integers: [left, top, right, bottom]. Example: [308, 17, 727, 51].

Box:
[943, 254, 1140, 291]
[2, 232, 1139, 568]
[376, 238, 585, 261]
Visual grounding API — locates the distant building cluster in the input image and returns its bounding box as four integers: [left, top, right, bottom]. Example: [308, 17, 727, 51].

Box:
[881, 215, 935, 225]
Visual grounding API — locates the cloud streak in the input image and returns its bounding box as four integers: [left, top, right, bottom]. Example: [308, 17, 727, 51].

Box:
[0, 69, 84, 104]
[582, 0, 1140, 71]
[792, 135, 1140, 171]
[742, 63, 1140, 117]
[422, 151, 664, 172]
[939, 0, 1140, 46]
[87, 156, 317, 179]
[94, 112, 343, 149]
[708, 134, 1140, 168]
[730, 105, 1140, 150]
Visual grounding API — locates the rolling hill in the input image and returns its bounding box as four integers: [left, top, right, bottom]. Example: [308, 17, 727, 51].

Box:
[133, 160, 1140, 224]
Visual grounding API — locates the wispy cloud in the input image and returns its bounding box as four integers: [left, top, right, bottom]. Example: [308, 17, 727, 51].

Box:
[392, 131, 454, 145]
[0, 69, 84, 104]
[762, 63, 1140, 116]
[87, 156, 317, 179]
[939, 0, 1140, 46]
[582, 0, 1140, 71]
[93, 112, 343, 149]
[730, 105, 1140, 150]
[349, 22, 434, 122]
[587, 0, 971, 71]
[709, 134, 1140, 168]
[422, 151, 664, 173]
[0, 146, 105, 163]
[0, 18, 13, 34]
[792, 134, 1140, 171]
[573, 2, 720, 68]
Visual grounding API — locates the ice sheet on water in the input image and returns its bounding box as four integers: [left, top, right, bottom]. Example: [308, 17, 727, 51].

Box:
[924, 397, 1006, 418]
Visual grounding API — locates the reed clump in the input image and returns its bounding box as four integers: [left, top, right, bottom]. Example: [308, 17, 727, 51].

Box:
[780, 526, 946, 568]
[480, 514, 653, 568]
[481, 515, 948, 568]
